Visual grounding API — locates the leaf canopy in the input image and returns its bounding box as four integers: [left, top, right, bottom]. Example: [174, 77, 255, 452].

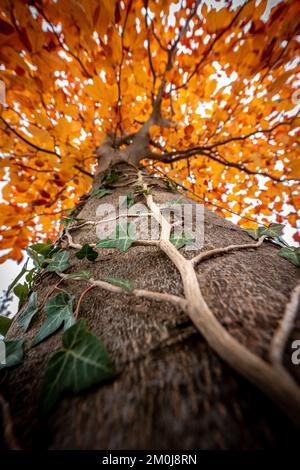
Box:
[0, 0, 299, 262]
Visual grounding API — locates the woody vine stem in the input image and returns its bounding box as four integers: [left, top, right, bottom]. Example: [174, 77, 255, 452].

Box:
[62, 169, 300, 427]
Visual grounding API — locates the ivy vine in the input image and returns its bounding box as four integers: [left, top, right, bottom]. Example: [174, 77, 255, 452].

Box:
[1, 171, 299, 421]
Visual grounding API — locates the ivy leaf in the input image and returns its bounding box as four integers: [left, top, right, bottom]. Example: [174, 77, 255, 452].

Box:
[97, 222, 136, 253]
[260, 223, 285, 238]
[14, 283, 30, 308]
[133, 183, 150, 196]
[0, 339, 24, 369]
[25, 268, 38, 285]
[245, 228, 259, 240]
[30, 239, 54, 257]
[7, 259, 28, 294]
[26, 247, 46, 268]
[165, 179, 178, 190]
[278, 247, 300, 267]
[75, 244, 98, 262]
[246, 224, 285, 241]
[120, 192, 135, 209]
[104, 276, 133, 292]
[39, 319, 116, 416]
[166, 197, 183, 207]
[269, 236, 288, 248]
[47, 251, 70, 272]
[170, 233, 194, 249]
[60, 215, 83, 227]
[89, 187, 112, 199]
[64, 271, 91, 280]
[0, 316, 12, 337]
[101, 169, 119, 186]
[32, 293, 74, 347]
[18, 291, 39, 332]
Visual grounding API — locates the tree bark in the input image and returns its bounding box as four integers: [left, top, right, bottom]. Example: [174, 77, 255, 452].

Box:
[1, 160, 300, 449]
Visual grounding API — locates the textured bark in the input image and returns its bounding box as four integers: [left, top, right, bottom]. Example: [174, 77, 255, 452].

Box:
[1, 162, 300, 449]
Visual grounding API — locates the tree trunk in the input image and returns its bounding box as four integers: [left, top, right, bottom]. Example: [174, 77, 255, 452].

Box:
[1, 161, 300, 449]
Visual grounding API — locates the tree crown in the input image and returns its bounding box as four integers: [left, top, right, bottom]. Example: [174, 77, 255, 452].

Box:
[0, 0, 299, 262]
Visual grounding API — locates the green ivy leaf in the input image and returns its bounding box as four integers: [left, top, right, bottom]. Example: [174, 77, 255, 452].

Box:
[60, 216, 83, 227]
[0, 339, 24, 370]
[7, 260, 28, 294]
[47, 251, 70, 272]
[32, 293, 75, 347]
[26, 247, 46, 268]
[64, 271, 91, 281]
[97, 222, 136, 253]
[166, 197, 183, 206]
[120, 192, 135, 209]
[245, 228, 259, 240]
[89, 188, 112, 199]
[0, 316, 12, 337]
[104, 276, 133, 292]
[260, 223, 285, 238]
[101, 169, 119, 187]
[13, 283, 30, 308]
[246, 224, 285, 242]
[25, 268, 38, 285]
[170, 233, 194, 249]
[278, 247, 300, 267]
[39, 319, 116, 416]
[133, 183, 150, 196]
[18, 291, 39, 332]
[75, 244, 98, 262]
[165, 179, 178, 190]
[30, 239, 54, 257]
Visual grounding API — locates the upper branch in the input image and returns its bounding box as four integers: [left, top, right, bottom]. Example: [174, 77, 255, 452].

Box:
[36, 6, 92, 78]
[148, 118, 300, 183]
[172, 2, 247, 92]
[0, 116, 93, 178]
[150, 0, 201, 122]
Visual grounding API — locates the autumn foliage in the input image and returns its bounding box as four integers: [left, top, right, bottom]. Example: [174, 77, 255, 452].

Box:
[0, 0, 299, 263]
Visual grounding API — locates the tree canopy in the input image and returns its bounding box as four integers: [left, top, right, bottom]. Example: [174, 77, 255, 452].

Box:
[0, 0, 299, 263]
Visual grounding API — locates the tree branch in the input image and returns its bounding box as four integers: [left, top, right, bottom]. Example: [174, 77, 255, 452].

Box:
[74, 165, 93, 179]
[172, 3, 246, 92]
[36, 7, 92, 78]
[204, 119, 299, 151]
[58, 272, 186, 310]
[149, 124, 300, 183]
[191, 237, 265, 266]
[145, 163, 266, 226]
[0, 116, 59, 158]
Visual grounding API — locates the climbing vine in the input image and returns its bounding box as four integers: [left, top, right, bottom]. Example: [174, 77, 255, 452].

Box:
[1, 166, 300, 426]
